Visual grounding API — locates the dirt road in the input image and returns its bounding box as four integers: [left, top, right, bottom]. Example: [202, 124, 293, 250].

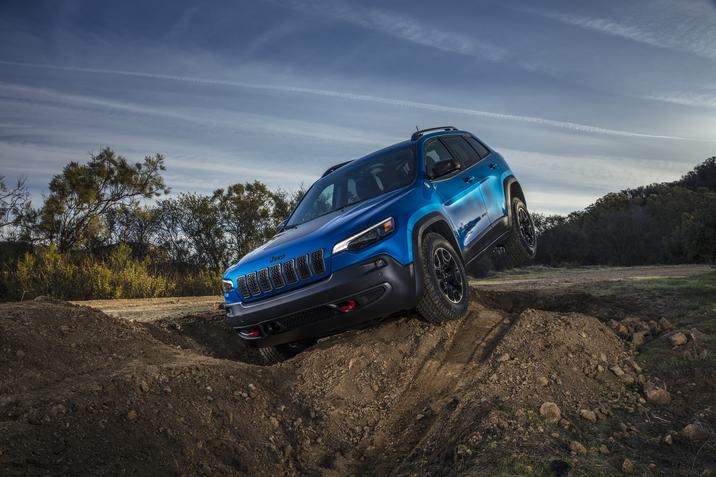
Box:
[2, 265, 714, 476]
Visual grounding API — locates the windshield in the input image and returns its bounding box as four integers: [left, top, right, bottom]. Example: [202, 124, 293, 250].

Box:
[287, 145, 416, 226]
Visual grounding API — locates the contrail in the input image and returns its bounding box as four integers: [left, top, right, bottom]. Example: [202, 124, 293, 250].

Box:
[1, 59, 712, 142]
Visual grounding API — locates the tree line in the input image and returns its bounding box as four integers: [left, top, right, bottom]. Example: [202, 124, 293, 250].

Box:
[1, 150, 714, 300]
[0, 148, 301, 300]
[530, 157, 716, 267]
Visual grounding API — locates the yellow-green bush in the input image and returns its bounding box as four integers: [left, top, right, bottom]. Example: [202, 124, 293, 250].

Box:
[9, 244, 212, 301]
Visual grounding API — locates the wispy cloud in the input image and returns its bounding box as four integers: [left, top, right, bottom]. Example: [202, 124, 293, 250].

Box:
[0, 81, 395, 146]
[272, 0, 508, 61]
[523, 6, 716, 60]
[2, 60, 712, 143]
[644, 91, 716, 109]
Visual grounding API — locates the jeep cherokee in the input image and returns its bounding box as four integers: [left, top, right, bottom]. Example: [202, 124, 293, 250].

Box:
[222, 126, 537, 362]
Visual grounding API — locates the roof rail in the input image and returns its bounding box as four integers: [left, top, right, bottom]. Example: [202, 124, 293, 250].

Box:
[411, 126, 457, 141]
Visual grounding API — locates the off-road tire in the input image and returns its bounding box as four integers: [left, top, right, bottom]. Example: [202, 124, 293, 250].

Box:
[416, 232, 469, 323]
[502, 197, 537, 267]
[257, 339, 316, 364]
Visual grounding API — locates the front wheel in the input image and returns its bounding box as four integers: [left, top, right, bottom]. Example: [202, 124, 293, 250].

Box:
[416, 233, 469, 324]
[257, 339, 316, 364]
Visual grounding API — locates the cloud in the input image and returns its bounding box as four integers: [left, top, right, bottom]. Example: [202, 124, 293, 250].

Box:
[0, 81, 396, 146]
[273, 0, 508, 61]
[523, 6, 716, 60]
[2, 60, 713, 143]
[644, 91, 716, 109]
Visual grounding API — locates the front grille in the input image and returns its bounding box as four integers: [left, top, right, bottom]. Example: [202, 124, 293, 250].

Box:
[275, 306, 335, 330]
[270, 264, 285, 289]
[257, 268, 272, 292]
[296, 254, 311, 280]
[246, 272, 260, 296]
[283, 259, 298, 284]
[236, 276, 250, 298]
[235, 248, 325, 300]
[310, 249, 325, 274]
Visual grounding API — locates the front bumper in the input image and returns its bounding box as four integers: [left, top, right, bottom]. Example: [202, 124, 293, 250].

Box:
[225, 255, 417, 347]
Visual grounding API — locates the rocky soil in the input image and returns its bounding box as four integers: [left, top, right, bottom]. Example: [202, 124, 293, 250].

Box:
[1, 266, 714, 476]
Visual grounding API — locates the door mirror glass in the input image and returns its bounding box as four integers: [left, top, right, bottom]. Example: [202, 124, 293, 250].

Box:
[431, 159, 461, 179]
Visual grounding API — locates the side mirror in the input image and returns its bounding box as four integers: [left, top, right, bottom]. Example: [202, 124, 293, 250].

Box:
[431, 159, 461, 179]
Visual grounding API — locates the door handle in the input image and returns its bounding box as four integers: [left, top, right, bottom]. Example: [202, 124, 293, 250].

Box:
[463, 176, 475, 184]
[489, 163, 497, 170]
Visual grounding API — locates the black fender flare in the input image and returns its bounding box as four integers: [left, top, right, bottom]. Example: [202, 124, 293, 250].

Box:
[503, 175, 525, 227]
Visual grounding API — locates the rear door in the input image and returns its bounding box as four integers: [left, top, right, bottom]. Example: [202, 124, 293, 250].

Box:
[424, 137, 489, 252]
[463, 135, 505, 222]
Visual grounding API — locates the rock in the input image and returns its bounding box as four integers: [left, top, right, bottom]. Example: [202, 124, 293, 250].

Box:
[663, 434, 673, 445]
[610, 365, 625, 377]
[269, 416, 280, 429]
[669, 332, 688, 347]
[569, 440, 587, 455]
[648, 463, 657, 471]
[631, 331, 648, 347]
[625, 358, 642, 374]
[497, 353, 510, 362]
[599, 444, 610, 455]
[537, 376, 549, 387]
[622, 458, 634, 474]
[682, 422, 708, 441]
[540, 402, 561, 424]
[126, 410, 138, 421]
[579, 409, 597, 422]
[644, 385, 671, 405]
[139, 380, 150, 393]
[416, 413, 425, 421]
[658, 317, 673, 332]
[599, 352, 608, 363]
[15, 350, 25, 357]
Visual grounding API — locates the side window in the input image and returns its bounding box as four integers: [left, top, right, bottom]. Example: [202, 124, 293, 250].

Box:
[465, 135, 491, 159]
[441, 135, 480, 169]
[424, 139, 454, 178]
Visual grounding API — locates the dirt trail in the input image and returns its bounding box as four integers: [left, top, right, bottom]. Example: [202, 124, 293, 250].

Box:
[1, 265, 714, 476]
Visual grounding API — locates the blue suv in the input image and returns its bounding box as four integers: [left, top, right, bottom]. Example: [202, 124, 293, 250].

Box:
[222, 126, 536, 361]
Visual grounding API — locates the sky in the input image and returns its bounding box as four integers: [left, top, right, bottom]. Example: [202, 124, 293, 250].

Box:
[0, 0, 715, 215]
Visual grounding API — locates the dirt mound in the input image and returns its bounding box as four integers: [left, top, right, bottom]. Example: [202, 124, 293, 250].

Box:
[484, 309, 642, 412]
[0, 284, 711, 475]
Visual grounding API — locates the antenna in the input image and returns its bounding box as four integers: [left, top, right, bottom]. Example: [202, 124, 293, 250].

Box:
[415, 125, 419, 132]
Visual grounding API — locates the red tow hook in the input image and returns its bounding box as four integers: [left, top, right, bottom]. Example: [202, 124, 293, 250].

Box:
[337, 299, 358, 313]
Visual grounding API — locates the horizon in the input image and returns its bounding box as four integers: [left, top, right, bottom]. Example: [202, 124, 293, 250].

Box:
[1, 0, 715, 215]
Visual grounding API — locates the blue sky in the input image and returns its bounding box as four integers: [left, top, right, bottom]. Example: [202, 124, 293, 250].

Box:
[0, 0, 715, 214]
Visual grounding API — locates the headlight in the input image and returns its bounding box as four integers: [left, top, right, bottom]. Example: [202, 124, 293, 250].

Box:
[222, 279, 234, 294]
[332, 217, 394, 254]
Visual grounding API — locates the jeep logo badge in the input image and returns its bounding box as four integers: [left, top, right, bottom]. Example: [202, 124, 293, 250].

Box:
[270, 254, 285, 263]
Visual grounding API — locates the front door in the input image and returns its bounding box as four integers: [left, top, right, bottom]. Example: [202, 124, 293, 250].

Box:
[424, 137, 489, 253]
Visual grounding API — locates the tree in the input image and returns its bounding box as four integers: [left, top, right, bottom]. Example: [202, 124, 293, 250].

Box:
[0, 176, 31, 238]
[155, 194, 226, 270]
[214, 181, 291, 262]
[37, 148, 168, 251]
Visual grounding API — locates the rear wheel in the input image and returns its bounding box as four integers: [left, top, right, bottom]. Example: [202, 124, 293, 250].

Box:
[502, 197, 537, 267]
[257, 339, 316, 364]
[417, 233, 469, 323]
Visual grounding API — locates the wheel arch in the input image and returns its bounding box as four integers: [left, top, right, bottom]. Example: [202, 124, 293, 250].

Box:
[503, 176, 526, 226]
[411, 212, 461, 299]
